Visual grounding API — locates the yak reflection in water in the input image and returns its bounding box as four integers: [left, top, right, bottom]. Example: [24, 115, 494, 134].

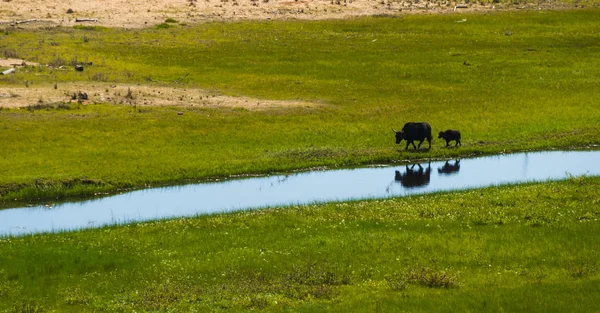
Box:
[394, 163, 431, 188]
[438, 159, 461, 175]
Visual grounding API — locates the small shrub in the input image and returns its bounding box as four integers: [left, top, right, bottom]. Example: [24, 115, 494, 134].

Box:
[3, 49, 19, 58]
[155, 23, 172, 29]
[26, 102, 73, 112]
[165, 18, 178, 23]
[385, 273, 408, 291]
[566, 261, 598, 278]
[62, 287, 92, 305]
[48, 56, 66, 67]
[69, 56, 79, 67]
[568, 174, 586, 185]
[246, 295, 268, 309]
[125, 87, 135, 100]
[91, 72, 107, 81]
[10, 300, 45, 313]
[404, 267, 458, 288]
[73, 25, 106, 31]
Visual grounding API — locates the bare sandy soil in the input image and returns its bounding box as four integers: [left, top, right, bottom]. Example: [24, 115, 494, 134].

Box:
[0, 82, 318, 110]
[0, 58, 38, 67]
[0, 0, 550, 29]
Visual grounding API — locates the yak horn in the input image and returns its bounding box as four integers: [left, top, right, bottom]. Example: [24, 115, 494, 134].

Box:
[391, 127, 397, 133]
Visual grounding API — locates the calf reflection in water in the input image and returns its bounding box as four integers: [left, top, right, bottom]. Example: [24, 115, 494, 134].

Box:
[395, 163, 431, 188]
[438, 160, 461, 175]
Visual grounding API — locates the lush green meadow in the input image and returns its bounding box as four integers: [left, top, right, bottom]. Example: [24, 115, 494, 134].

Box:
[0, 177, 598, 312]
[1, 9, 599, 202]
[1, 8, 600, 312]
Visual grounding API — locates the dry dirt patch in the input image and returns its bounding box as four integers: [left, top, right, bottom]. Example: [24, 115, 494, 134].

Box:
[0, 0, 547, 29]
[0, 58, 40, 67]
[0, 82, 318, 110]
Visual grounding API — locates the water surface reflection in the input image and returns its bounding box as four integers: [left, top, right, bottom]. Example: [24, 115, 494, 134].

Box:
[438, 160, 461, 175]
[395, 163, 431, 188]
[1, 150, 599, 236]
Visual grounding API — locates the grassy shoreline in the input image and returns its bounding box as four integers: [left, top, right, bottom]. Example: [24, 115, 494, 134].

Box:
[2, 9, 600, 203]
[0, 177, 598, 311]
[1, 144, 599, 210]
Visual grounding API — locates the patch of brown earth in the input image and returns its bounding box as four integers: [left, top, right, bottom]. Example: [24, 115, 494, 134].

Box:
[0, 82, 319, 110]
[0, 0, 562, 29]
[0, 58, 39, 67]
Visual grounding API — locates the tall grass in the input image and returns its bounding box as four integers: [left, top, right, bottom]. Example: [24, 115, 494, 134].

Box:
[1, 9, 600, 202]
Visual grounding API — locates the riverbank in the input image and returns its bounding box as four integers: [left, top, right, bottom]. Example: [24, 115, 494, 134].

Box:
[2, 150, 600, 236]
[1, 177, 598, 311]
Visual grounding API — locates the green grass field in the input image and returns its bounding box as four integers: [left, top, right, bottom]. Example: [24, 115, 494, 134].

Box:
[1, 7, 600, 312]
[0, 177, 598, 312]
[1, 9, 599, 202]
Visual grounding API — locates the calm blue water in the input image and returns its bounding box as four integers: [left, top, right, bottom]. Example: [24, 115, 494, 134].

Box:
[1, 150, 599, 236]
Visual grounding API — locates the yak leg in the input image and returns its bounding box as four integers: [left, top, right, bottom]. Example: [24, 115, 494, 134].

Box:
[417, 139, 424, 149]
[411, 141, 418, 150]
[456, 139, 461, 147]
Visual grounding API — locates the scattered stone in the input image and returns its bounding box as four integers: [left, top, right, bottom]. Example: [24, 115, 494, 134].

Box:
[75, 18, 99, 23]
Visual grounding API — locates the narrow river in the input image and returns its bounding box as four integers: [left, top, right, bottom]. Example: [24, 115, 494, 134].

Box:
[1, 150, 599, 236]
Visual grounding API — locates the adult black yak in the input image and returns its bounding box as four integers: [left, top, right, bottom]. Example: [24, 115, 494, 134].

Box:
[438, 130, 461, 147]
[392, 122, 432, 150]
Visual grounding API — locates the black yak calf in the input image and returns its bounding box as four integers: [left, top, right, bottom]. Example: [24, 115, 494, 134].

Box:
[438, 130, 461, 147]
